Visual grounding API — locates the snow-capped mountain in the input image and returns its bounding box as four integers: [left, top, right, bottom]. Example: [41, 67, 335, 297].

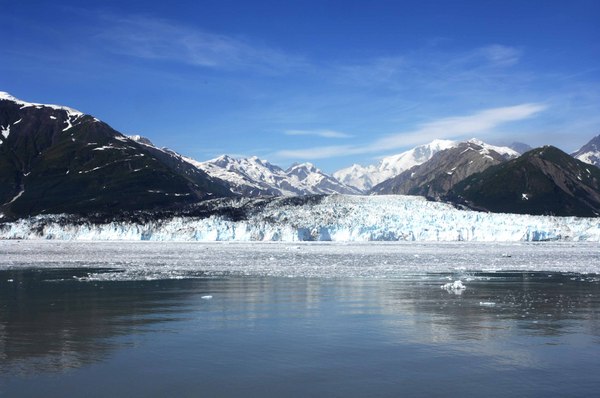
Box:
[450, 145, 600, 217]
[370, 140, 511, 198]
[334, 139, 457, 191]
[193, 155, 361, 196]
[0, 92, 232, 219]
[334, 139, 517, 191]
[572, 134, 600, 168]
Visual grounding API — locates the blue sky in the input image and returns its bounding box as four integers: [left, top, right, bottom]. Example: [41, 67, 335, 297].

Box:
[2, 0, 599, 172]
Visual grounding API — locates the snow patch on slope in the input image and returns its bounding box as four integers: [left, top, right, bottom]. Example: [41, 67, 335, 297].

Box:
[467, 138, 519, 159]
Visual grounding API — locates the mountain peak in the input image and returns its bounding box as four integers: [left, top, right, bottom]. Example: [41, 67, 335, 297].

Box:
[0, 91, 20, 102]
[572, 134, 600, 168]
[0, 91, 83, 116]
[450, 145, 600, 217]
[288, 162, 318, 172]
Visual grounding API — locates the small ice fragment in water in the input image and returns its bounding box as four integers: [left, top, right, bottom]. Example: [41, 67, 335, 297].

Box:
[441, 280, 466, 291]
[201, 295, 213, 300]
[7, 279, 14, 282]
[479, 302, 496, 307]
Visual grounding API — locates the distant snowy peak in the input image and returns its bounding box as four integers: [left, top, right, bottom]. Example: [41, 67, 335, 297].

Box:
[286, 162, 319, 179]
[572, 135, 600, 168]
[334, 139, 458, 191]
[333, 163, 378, 193]
[466, 138, 519, 159]
[196, 155, 360, 196]
[334, 138, 519, 191]
[0, 91, 83, 117]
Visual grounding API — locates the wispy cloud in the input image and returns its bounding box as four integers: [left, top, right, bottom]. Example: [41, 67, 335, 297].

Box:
[284, 129, 353, 138]
[479, 44, 521, 67]
[95, 15, 307, 73]
[274, 103, 547, 160]
[333, 45, 523, 92]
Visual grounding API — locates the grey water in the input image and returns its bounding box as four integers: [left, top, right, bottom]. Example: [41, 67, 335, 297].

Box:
[1, 243, 600, 397]
[1, 271, 599, 397]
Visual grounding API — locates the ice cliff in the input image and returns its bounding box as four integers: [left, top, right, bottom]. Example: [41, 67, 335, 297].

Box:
[1, 195, 599, 242]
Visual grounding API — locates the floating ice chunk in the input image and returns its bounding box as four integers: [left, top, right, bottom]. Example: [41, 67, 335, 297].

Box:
[441, 280, 466, 291]
[201, 295, 213, 300]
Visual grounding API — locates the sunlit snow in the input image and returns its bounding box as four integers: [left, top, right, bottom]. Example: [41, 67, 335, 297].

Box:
[1, 195, 599, 242]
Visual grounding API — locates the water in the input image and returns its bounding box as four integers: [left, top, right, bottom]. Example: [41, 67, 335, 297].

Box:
[1, 242, 600, 397]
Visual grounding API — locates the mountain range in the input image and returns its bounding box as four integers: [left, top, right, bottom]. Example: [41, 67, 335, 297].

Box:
[1, 91, 600, 219]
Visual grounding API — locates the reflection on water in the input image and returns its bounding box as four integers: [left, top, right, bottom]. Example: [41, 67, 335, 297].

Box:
[1, 269, 599, 397]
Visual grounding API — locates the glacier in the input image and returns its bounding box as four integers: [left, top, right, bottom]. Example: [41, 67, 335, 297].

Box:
[1, 195, 599, 242]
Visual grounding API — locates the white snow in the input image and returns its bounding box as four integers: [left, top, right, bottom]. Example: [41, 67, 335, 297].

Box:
[334, 139, 518, 191]
[92, 145, 126, 151]
[572, 137, 600, 167]
[467, 138, 519, 158]
[334, 139, 457, 191]
[1, 92, 87, 133]
[1, 125, 10, 139]
[194, 155, 360, 196]
[1, 195, 599, 242]
[5, 189, 25, 205]
[62, 114, 82, 132]
[0, 91, 83, 117]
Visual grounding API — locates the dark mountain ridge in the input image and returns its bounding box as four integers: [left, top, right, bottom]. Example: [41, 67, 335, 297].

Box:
[370, 141, 509, 199]
[447, 146, 600, 217]
[0, 93, 232, 220]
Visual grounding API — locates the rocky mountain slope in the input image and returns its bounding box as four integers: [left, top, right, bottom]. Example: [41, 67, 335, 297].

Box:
[448, 146, 600, 217]
[0, 92, 231, 219]
[370, 140, 512, 199]
[335, 139, 518, 192]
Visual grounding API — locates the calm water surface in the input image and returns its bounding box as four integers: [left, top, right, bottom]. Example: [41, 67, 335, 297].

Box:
[1, 249, 600, 397]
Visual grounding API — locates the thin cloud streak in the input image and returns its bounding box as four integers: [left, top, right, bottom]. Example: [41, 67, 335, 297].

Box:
[95, 15, 307, 73]
[275, 103, 547, 160]
[285, 129, 353, 138]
